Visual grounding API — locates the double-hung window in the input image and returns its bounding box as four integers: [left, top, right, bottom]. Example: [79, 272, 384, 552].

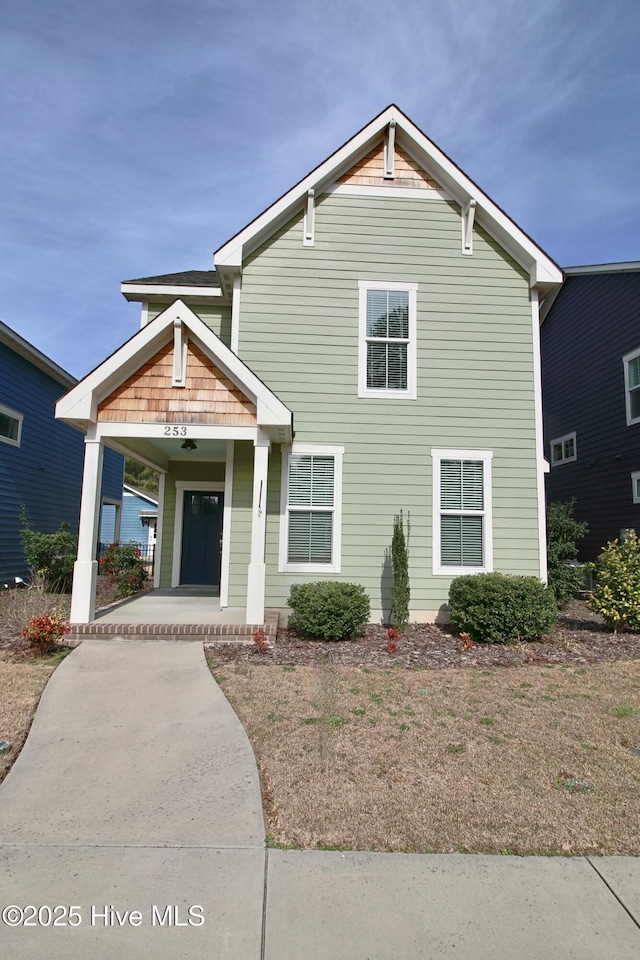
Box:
[624, 348, 640, 425]
[432, 449, 493, 575]
[550, 432, 577, 466]
[279, 444, 344, 573]
[0, 403, 23, 447]
[358, 280, 417, 399]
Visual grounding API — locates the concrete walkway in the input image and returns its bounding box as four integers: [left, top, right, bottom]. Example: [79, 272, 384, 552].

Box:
[1, 641, 639, 959]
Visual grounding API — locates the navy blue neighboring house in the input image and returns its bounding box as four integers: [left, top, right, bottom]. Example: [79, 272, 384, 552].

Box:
[541, 262, 640, 561]
[0, 321, 124, 584]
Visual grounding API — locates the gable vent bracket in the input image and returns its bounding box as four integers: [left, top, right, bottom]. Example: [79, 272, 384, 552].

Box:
[383, 120, 396, 180]
[462, 199, 476, 255]
[172, 319, 187, 387]
[384, 121, 396, 179]
[303, 189, 315, 246]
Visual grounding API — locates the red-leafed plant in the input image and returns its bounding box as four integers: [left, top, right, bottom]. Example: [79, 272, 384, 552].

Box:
[100, 543, 148, 599]
[22, 613, 69, 656]
[252, 627, 269, 653]
[386, 627, 400, 655]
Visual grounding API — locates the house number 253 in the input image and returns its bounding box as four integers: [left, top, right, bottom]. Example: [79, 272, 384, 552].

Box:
[163, 426, 188, 436]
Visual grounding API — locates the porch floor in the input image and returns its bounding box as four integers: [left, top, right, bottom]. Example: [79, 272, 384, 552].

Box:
[67, 587, 279, 643]
[95, 587, 249, 625]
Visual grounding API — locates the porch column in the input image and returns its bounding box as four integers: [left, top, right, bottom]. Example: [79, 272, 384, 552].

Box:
[70, 433, 104, 624]
[246, 430, 270, 624]
[153, 473, 166, 588]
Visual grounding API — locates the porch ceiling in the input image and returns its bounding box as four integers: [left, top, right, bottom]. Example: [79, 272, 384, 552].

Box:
[105, 436, 230, 472]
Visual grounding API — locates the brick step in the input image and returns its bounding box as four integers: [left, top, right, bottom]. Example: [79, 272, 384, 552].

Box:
[66, 613, 278, 646]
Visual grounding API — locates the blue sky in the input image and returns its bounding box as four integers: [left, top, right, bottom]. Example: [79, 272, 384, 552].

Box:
[1, 0, 639, 378]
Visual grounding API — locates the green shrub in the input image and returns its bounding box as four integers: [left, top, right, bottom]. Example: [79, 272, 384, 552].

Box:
[546, 500, 588, 604]
[588, 532, 640, 631]
[20, 509, 77, 591]
[100, 543, 148, 599]
[288, 581, 370, 641]
[448, 572, 557, 643]
[391, 511, 410, 632]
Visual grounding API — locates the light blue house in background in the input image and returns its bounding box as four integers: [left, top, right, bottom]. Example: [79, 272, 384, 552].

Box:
[0, 321, 124, 585]
[99, 483, 158, 567]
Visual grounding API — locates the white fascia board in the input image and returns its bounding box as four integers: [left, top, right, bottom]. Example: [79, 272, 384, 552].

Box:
[56, 299, 292, 432]
[121, 283, 224, 301]
[214, 106, 399, 268]
[213, 104, 561, 293]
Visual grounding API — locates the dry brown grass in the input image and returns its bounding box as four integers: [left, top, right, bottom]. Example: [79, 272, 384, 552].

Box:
[212, 658, 640, 855]
[0, 651, 66, 784]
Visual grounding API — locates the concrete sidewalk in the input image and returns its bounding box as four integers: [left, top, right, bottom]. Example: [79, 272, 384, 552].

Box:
[0, 640, 265, 959]
[1, 640, 639, 959]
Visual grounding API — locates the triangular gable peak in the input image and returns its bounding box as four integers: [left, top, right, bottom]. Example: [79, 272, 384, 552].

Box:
[337, 140, 440, 192]
[214, 104, 562, 296]
[98, 339, 257, 427]
[56, 300, 292, 438]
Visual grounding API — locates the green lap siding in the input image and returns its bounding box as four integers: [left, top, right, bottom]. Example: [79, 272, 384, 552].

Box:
[148, 302, 232, 346]
[237, 192, 540, 615]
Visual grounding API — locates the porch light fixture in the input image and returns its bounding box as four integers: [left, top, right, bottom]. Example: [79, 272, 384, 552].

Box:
[181, 439, 197, 451]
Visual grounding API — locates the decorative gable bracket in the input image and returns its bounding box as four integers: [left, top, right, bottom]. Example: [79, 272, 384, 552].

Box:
[383, 120, 396, 178]
[303, 189, 315, 247]
[172, 319, 187, 387]
[462, 199, 476, 256]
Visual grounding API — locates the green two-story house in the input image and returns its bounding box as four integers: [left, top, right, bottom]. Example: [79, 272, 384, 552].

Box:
[56, 105, 562, 626]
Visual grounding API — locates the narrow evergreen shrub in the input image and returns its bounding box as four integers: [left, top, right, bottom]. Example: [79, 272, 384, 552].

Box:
[588, 532, 640, 631]
[546, 500, 588, 604]
[288, 581, 370, 641]
[20, 509, 77, 592]
[448, 573, 557, 643]
[391, 511, 410, 632]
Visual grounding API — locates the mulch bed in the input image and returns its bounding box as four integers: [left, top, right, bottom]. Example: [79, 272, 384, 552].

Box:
[206, 601, 640, 670]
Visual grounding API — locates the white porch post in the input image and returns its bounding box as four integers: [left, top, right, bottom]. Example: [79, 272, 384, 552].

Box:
[70, 432, 104, 624]
[153, 473, 166, 588]
[246, 430, 270, 624]
[112, 501, 122, 543]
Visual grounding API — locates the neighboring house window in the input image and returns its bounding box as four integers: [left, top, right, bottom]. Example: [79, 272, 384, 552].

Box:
[550, 432, 577, 465]
[279, 444, 344, 573]
[624, 348, 640, 425]
[432, 449, 493, 575]
[0, 403, 23, 447]
[632, 471, 640, 504]
[358, 280, 417, 399]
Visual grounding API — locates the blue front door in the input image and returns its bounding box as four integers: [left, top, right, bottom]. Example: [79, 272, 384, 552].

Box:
[180, 491, 224, 586]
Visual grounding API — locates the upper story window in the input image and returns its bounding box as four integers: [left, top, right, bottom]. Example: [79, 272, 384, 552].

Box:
[624, 348, 640, 425]
[631, 471, 640, 504]
[358, 280, 417, 399]
[550, 432, 576, 466]
[279, 444, 344, 573]
[0, 403, 23, 447]
[432, 448, 493, 576]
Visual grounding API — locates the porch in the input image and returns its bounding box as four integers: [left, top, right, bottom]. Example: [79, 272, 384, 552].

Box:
[66, 587, 280, 644]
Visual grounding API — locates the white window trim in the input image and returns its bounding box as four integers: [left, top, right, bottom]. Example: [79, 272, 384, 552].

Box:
[358, 280, 418, 400]
[432, 448, 493, 576]
[623, 347, 640, 426]
[550, 431, 577, 466]
[279, 443, 344, 574]
[632, 471, 640, 504]
[0, 402, 23, 447]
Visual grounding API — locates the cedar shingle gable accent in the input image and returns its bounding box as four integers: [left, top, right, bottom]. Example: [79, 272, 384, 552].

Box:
[97, 340, 257, 426]
[338, 141, 439, 190]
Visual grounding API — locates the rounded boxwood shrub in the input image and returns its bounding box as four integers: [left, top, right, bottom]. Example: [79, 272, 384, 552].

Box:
[288, 581, 370, 641]
[448, 572, 557, 644]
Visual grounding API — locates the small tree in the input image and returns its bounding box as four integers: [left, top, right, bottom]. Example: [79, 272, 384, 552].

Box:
[391, 511, 410, 632]
[546, 500, 588, 604]
[20, 508, 77, 592]
[588, 532, 640, 631]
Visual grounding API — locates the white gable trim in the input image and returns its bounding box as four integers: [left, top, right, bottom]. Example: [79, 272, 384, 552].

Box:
[55, 300, 292, 434]
[214, 104, 562, 295]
